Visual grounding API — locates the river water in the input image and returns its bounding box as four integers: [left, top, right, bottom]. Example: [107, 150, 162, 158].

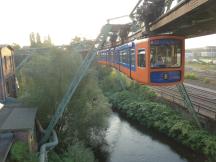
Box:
[98, 112, 205, 162]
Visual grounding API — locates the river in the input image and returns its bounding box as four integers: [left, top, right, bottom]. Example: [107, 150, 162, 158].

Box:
[97, 112, 205, 162]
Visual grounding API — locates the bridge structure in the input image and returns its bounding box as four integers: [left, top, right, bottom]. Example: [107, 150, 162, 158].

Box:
[148, 0, 216, 38]
[100, 0, 216, 49]
[1, 0, 216, 161]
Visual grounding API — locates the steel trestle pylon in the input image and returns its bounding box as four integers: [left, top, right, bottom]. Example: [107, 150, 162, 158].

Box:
[176, 83, 202, 128]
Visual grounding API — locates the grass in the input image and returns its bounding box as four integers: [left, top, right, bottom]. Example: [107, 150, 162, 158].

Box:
[203, 77, 211, 84]
[184, 72, 198, 80]
[10, 141, 37, 162]
[186, 62, 216, 71]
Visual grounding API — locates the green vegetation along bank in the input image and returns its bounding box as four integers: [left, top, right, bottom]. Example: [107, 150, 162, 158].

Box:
[98, 65, 216, 162]
[16, 47, 111, 162]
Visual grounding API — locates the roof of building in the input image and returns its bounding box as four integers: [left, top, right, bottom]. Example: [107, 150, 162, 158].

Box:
[0, 108, 37, 132]
[0, 98, 37, 132]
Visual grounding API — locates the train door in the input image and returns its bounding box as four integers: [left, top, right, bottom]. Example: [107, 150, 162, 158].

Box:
[135, 41, 149, 84]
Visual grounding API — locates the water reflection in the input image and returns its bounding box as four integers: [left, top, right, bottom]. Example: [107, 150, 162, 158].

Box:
[99, 112, 205, 162]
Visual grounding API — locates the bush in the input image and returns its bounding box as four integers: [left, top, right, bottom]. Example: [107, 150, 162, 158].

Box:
[62, 142, 96, 162]
[203, 77, 211, 84]
[10, 141, 37, 162]
[184, 72, 198, 80]
[49, 142, 96, 162]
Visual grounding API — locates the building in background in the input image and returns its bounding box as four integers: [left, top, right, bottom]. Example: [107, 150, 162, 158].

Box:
[0, 46, 17, 102]
[186, 46, 216, 63]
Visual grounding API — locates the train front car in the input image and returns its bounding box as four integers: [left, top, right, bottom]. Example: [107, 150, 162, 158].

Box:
[96, 35, 185, 87]
[148, 35, 185, 86]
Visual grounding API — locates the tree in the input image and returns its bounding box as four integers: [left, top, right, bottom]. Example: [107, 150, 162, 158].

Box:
[29, 32, 53, 47]
[17, 48, 110, 150]
[43, 35, 52, 47]
[11, 43, 21, 50]
[29, 32, 36, 47]
[71, 36, 81, 44]
[36, 33, 42, 45]
[47, 35, 52, 45]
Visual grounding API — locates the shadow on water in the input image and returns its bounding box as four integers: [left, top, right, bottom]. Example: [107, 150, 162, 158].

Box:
[94, 110, 206, 162]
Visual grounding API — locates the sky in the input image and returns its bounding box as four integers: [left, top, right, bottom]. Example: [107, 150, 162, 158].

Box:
[0, 0, 216, 48]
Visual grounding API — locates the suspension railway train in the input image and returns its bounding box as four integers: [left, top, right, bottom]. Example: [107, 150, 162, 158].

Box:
[97, 35, 185, 86]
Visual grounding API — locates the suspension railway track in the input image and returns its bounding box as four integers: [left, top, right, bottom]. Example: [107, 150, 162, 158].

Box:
[152, 83, 216, 120]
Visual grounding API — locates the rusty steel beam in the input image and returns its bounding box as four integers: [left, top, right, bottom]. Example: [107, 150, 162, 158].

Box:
[150, 0, 209, 31]
[109, 24, 131, 33]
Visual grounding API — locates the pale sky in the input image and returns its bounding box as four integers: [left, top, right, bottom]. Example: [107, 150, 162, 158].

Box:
[0, 0, 216, 48]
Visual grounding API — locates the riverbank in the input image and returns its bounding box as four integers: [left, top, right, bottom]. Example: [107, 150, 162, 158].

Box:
[97, 66, 216, 162]
[107, 89, 216, 162]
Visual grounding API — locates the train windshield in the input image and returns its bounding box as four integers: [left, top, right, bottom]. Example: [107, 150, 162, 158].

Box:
[150, 39, 182, 68]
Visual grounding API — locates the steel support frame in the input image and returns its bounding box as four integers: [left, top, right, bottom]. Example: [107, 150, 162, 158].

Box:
[176, 83, 202, 128]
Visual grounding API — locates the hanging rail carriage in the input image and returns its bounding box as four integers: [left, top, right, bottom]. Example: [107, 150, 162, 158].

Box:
[97, 35, 185, 86]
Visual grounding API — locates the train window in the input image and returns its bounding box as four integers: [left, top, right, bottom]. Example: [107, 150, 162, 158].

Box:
[120, 51, 123, 63]
[114, 51, 117, 63]
[130, 48, 135, 66]
[120, 50, 129, 64]
[150, 39, 182, 68]
[124, 50, 129, 64]
[107, 52, 110, 61]
[101, 52, 106, 60]
[96, 52, 100, 58]
[122, 51, 126, 63]
[111, 51, 114, 63]
[119, 51, 121, 63]
[138, 49, 146, 67]
[104, 52, 107, 60]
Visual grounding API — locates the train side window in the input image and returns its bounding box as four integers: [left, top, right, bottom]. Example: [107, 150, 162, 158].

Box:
[111, 51, 114, 63]
[114, 51, 117, 63]
[130, 48, 135, 66]
[105, 52, 107, 60]
[120, 51, 123, 63]
[176, 47, 181, 66]
[107, 52, 110, 61]
[96, 52, 99, 58]
[138, 49, 146, 67]
[123, 50, 128, 64]
[125, 50, 129, 64]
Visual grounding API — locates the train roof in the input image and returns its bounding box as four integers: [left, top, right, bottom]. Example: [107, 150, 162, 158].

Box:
[98, 35, 185, 52]
[116, 42, 135, 50]
[133, 38, 149, 45]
